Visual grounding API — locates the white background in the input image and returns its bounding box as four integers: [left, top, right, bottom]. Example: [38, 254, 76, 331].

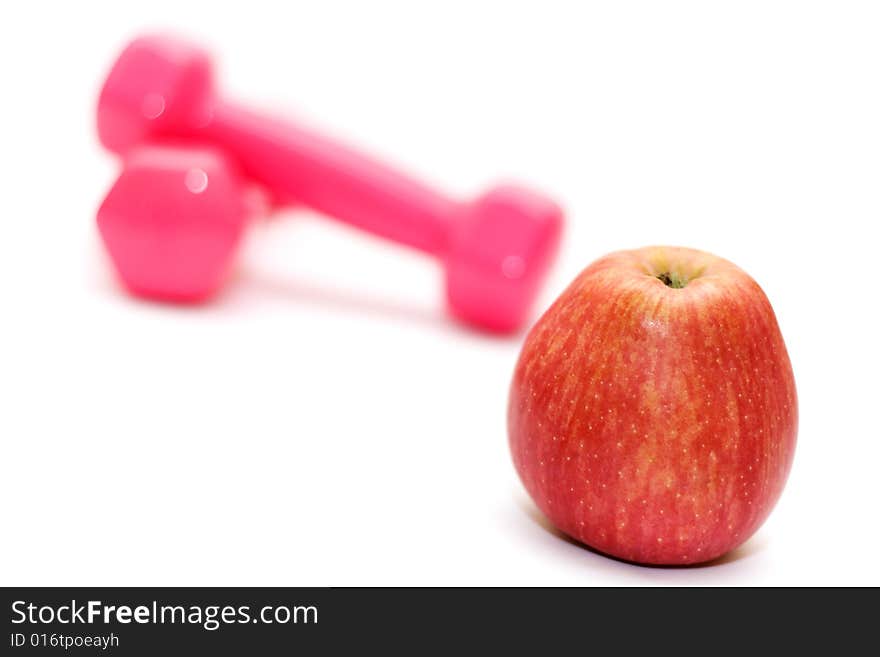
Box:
[1, 1, 878, 586]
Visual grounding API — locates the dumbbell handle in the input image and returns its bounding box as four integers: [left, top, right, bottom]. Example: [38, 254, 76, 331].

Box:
[199, 102, 459, 256]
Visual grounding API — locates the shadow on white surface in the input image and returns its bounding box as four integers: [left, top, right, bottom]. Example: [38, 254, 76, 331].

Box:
[93, 262, 527, 344]
[515, 496, 768, 584]
[238, 269, 454, 331]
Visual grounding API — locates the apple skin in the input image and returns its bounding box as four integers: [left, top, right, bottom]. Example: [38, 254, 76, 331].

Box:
[508, 246, 797, 565]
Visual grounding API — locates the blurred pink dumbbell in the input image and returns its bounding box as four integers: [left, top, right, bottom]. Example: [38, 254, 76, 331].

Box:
[98, 144, 263, 301]
[97, 36, 563, 332]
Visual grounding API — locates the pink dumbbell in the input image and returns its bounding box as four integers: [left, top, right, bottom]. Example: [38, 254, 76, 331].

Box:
[98, 143, 263, 301]
[97, 36, 563, 332]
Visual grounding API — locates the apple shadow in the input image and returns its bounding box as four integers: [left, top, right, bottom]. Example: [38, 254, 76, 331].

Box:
[517, 498, 767, 572]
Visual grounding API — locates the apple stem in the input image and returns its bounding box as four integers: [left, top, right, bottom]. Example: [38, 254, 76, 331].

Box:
[657, 271, 687, 289]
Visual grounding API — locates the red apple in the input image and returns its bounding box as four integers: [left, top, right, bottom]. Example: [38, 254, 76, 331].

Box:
[508, 246, 797, 565]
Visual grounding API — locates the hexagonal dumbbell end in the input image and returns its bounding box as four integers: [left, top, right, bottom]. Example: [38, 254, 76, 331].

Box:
[445, 186, 564, 333]
[97, 35, 215, 154]
[97, 145, 254, 301]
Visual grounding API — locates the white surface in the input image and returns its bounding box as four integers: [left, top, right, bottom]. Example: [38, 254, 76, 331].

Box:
[1, 1, 879, 586]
